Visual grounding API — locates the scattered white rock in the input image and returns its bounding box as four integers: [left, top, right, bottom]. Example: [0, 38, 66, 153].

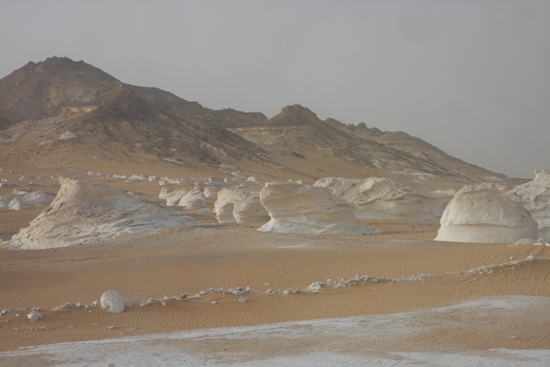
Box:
[435, 183, 538, 243]
[27, 310, 44, 322]
[247, 176, 260, 183]
[59, 131, 77, 140]
[100, 291, 125, 313]
[258, 182, 379, 235]
[237, 297, 247, 303]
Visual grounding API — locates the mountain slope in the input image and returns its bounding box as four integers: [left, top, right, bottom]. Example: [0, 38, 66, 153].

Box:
[0, 57, 271, 168]
[230, 105, 518, 185]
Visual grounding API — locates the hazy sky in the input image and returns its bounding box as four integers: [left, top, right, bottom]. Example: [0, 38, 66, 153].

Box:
[1, 0, 549, 178]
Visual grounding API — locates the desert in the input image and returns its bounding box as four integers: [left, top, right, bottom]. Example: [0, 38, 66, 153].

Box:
[1, 2, 550, 364]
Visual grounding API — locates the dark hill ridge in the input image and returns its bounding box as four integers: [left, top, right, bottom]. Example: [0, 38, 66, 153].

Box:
[0, 57, 270, 165]
[230, 104, 515, 183]
[0, 57, 120, 129]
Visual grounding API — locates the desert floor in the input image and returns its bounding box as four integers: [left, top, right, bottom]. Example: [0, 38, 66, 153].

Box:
[0, 163, 549, 366]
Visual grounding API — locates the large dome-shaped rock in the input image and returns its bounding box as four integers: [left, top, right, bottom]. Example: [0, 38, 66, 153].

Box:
[214, 187, 269, 224]
[507, 170, 550, 240]
[314, 177, 452, 220]
[258, 182, 379, 235]
[435, 183, 538, 243]
[9, 180, 194, 249]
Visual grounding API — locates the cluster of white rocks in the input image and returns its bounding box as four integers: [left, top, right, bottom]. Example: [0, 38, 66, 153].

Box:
[468, 255, 537, 274]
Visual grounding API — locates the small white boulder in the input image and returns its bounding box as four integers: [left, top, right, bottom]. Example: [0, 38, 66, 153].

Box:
[100, 291, 125, 313]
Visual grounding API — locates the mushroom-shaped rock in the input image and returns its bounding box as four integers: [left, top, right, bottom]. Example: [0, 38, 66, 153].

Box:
[27, 310, 44, 321]
[258, 182, 379, 235]
[216, 202, 236, 223]
[9, 198, 22, 211]
[314, 177, 452, 220]
[9, 180, 194, 249]
[100, 291, 125, 313]
[435, 183, 538, 243]
[507, 170, 550, 240]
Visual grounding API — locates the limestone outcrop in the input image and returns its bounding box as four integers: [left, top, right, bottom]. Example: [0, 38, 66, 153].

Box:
[507, 169, 550, 240]
[9, 180, 194, 249]
[314, 177, 452, 220]
[214, 187, 269, 224]
[435, 183, 538, 243]
[258, 182, 379, 235]
[0, 189, 56, 208]
[178, 189, 207, 210]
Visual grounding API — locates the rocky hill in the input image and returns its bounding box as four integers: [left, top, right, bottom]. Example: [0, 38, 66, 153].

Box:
[0, 57, 270, 168]
[0, 57, 521, 187]
[229, 105, 517, 186]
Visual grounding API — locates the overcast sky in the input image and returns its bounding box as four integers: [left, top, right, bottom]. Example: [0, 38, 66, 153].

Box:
[1, 0, 549, 178]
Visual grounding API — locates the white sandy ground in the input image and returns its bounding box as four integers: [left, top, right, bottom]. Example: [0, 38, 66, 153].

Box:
[1, 296, 549, 367]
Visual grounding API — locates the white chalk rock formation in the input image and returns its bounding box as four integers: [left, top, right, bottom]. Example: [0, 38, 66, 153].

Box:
[100, 291, 125, 313]
[247, 176, 260, 183]
[215, 202, 236, 223]
[234, 196, 271, 224]
[435, 183, 538, 243]
[214, 187, 269, 224]
[148, 175, 159, 181]
[314, 177, 452, 220]
[1, 190, 56, 208]
[178, 190, 207, 210]
[9, 198, 22, 211]
[9, 180, 194, 249]
[165, 189, 189, 206]
[258, 182, 379, 235]
[507, 169, 550, 240]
